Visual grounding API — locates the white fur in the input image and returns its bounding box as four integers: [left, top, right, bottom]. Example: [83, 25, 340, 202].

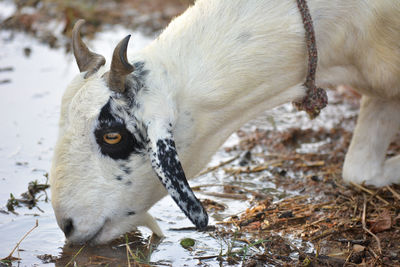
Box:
[50, 0, 400, 244]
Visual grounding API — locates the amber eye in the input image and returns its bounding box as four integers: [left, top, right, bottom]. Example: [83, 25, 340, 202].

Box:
[103, 132, 122, 145]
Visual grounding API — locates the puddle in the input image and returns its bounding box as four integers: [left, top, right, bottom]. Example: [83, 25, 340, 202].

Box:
[0, 4, 365, 266]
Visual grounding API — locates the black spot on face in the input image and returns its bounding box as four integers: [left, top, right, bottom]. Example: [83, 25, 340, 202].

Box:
[122, 165, 132, 175]
[127, 211, 136, 216]
[116, 175, 123, 181]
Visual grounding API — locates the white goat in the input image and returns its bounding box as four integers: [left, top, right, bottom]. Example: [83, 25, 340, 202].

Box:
[50, 0, 400, 244]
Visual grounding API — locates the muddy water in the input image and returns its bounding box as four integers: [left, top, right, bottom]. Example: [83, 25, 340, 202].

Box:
[0, 12, 360, 267]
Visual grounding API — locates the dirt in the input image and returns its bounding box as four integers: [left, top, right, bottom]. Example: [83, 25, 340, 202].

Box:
[186, 92, 399, 266]
[220, 124, 400, 266]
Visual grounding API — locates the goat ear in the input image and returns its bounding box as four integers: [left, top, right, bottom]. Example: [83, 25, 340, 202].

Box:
[148, 132, 208, 230]
[72, 19, 106, 79]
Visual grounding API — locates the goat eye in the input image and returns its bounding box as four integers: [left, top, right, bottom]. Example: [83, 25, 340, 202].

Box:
[103, 132, 122, 144]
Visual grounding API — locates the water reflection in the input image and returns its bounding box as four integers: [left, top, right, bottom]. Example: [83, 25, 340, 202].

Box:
[55, 232, 163, 266]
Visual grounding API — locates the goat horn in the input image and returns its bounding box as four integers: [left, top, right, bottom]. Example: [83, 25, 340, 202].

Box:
[72, 19, 105, 79]
[108, 35, 134, 93]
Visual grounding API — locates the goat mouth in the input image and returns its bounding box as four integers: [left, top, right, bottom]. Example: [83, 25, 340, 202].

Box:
[86, 222, 108, 245]
[66, 220, 107, 245]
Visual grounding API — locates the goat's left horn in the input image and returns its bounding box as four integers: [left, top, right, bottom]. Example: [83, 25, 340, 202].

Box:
[72, 19, 106, 78]
[108, 35, 134, 93]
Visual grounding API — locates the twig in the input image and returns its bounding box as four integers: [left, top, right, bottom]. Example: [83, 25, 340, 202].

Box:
[192, 183, 268, 199]
[362, 194, 382, 256]
[309, 223, 344, 241]
[125, 235, 146, 265]
[336, 239, 369, 245]
[200, 191, 248, 200]
[295, 160, 325, 168]
[126, 237, 132, 267]
[350, 182, 389, 205]
[169, 225, 216, 232]
[386, 186, 400, 201]
[3, 219, 39, 261]
[194, 255, 220, 260]
[223, 160, 283, 175]
[306, 217, 330, 227]
[344, 250, 354, 266]
[90, 255, 117, 261]
[64, 245, 85, 267]
[197, 155, 240, 176]
[147, 261, 173, 267]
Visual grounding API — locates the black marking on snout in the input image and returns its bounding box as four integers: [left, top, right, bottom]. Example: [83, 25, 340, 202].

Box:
[62, 218, 74, 238]
[95, 101, 145, 160]
[150, 138, 208, 230]
[122, 165, 132, 175]
[127, 211, 136, 216]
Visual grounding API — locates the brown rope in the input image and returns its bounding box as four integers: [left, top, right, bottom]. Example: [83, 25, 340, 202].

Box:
[293, 0, 328, 119]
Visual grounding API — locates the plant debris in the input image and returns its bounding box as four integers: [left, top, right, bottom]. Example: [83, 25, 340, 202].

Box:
[186, 89, 400, 266]
[6, 178, 49, 213]
[180, 238, 196, 249]
[36, 254, 58, 264]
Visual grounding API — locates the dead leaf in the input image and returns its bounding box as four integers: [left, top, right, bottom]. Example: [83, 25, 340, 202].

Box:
[369, 209, 392, 233]
[353, 244, 365, 253]
[245, 221, 261, 230]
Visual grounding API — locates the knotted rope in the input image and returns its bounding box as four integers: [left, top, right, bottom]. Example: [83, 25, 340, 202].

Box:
[293, 0, 328, 119]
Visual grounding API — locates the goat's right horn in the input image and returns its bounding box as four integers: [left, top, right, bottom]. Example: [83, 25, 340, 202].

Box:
[72, 19, 105, 78]
[107, 35, 135, 93]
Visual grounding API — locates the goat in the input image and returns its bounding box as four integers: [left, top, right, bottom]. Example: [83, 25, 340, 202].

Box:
[50, 0, 400, 244]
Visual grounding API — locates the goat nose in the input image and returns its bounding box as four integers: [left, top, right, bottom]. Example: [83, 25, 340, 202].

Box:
[62, 218, 74, 237]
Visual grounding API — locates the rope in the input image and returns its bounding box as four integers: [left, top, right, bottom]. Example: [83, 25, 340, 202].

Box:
[293, 0, 328, 119]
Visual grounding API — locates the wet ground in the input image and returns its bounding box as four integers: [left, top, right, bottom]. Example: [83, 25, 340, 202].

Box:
[1, 1, 400, 266]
